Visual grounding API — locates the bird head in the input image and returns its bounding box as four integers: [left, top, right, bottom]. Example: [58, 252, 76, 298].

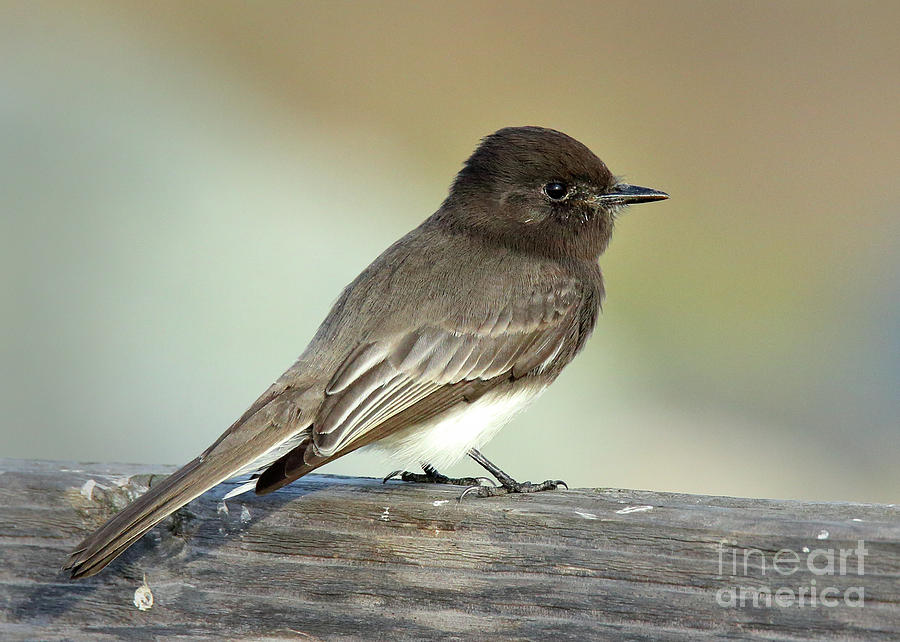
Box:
[443, 126, 668, 260]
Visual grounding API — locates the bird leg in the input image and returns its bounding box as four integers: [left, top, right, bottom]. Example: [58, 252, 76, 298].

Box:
[382, 463, 494, 487]
[383, 450, 567, 499]
[459, 448, 567, 499]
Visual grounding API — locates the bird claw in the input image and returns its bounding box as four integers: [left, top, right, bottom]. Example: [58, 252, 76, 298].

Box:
[383, 470, 497, 487]
[458, 484, 494, 501]
[457, 478, 567, 502]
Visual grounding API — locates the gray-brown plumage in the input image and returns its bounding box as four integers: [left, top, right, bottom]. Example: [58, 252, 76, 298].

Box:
[65, 126, 667, 578]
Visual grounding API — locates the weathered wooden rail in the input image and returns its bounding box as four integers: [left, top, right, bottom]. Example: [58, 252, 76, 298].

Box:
[0, 458, 897, 640]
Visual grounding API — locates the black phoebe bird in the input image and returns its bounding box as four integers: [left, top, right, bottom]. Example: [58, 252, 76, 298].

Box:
[65, 126, 667, 578]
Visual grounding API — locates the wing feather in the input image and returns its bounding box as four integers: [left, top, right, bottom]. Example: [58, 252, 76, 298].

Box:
[254, 278, 588, 493]
[312, 280, 582, 457]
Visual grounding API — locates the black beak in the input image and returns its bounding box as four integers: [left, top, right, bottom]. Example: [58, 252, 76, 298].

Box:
[592, 184, 669, 206]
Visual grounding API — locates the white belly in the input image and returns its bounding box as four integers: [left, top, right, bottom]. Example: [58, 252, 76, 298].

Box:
[367, 384, 545, 470]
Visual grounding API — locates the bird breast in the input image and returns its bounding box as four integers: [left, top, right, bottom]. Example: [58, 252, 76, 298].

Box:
[366, 382, 546, 470]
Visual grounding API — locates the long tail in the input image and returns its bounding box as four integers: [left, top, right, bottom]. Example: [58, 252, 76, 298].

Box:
[64, 455, 235, 578]
[65, 381, 316, 578]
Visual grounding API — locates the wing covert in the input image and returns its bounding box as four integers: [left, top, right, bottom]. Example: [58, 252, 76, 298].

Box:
[312, 280, 581, 457]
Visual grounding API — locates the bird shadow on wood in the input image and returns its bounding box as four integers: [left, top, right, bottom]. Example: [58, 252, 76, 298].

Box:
[10, 476, 331, 626]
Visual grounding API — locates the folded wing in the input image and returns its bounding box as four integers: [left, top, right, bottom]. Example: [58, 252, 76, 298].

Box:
[255, 280, 584, 494]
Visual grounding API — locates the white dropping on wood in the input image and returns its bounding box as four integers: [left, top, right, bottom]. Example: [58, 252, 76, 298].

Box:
[133, 580, 153, 611]
[817, 529, 829, 540]
[616, 505, 653, 514]
[80, 479, 97, 501]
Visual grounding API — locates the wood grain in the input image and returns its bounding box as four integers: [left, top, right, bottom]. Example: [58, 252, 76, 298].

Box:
[0, 458, 897, 640]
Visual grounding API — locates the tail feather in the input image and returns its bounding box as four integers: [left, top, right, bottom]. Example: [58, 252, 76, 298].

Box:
[65, 382, 317, 578]
[65, 457, 232, 578]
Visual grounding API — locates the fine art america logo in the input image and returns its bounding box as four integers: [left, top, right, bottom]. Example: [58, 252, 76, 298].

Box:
[716, 539, 867, 608]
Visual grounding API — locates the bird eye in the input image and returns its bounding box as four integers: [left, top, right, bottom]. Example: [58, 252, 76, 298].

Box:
[543, 182, 569, 201]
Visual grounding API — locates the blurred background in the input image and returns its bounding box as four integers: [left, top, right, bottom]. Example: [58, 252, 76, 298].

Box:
[1, 1, 897, 503]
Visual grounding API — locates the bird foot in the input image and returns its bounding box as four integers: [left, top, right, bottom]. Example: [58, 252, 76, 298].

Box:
[459, 478, 567, 500]
[382, 466, 495, 488]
